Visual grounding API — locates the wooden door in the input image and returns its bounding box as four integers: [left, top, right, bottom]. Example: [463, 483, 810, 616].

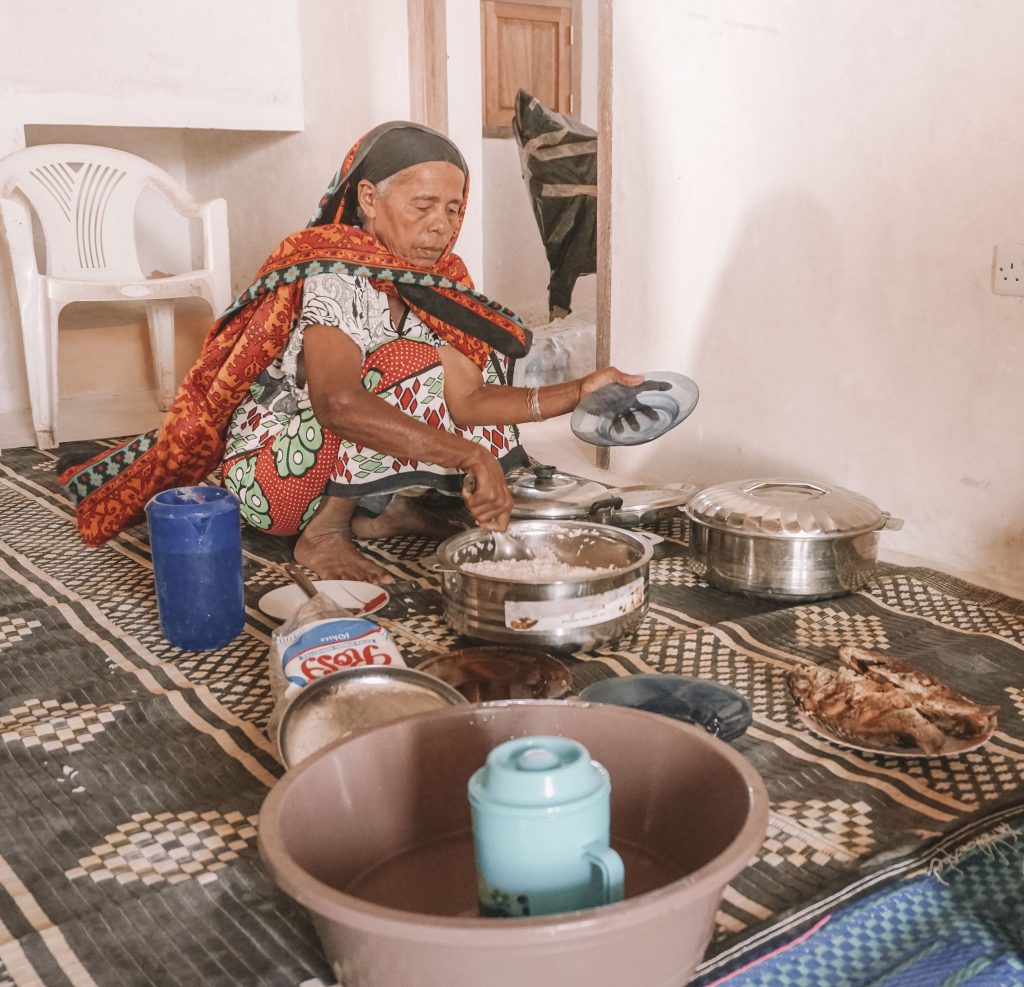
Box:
[482, 0, 574, 137]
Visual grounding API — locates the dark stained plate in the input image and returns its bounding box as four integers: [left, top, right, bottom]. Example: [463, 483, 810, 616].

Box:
[415, 646, 573, 702]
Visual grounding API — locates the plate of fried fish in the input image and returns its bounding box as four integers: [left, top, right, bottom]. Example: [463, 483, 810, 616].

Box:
[787, 645, 998, 757]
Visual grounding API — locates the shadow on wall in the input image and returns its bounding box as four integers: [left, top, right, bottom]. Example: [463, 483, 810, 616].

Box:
[181, 129, 310, 296]
[676, 192, 1024, 583]
[660, 190, 871, 487]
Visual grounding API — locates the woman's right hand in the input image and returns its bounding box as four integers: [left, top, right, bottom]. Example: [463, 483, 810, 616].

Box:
[460, 448, 513, 531]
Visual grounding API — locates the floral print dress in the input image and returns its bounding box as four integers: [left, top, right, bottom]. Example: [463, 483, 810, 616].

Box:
[222, 271, 525, 535]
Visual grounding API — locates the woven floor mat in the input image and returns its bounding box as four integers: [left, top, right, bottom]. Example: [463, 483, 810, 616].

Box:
[0, 440, 1022, 986]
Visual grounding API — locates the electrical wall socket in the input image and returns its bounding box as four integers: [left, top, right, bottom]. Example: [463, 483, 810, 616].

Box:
[993, 244, 1024, 297]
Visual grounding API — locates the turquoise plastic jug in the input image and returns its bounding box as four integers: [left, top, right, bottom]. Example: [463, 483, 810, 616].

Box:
[468, 735, 625, 917]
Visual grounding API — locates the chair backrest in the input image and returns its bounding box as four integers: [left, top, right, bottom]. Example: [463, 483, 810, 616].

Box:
[0, 144, 195, 281]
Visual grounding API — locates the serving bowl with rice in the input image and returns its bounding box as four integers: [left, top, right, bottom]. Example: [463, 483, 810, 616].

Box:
[428, 521, 652, 649]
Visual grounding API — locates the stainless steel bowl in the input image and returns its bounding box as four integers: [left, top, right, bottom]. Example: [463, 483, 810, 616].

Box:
[431, 520, 653, 649]
[277, 666, 468, 768]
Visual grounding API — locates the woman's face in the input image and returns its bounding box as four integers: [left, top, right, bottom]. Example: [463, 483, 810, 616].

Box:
[358, 161, 465, 268]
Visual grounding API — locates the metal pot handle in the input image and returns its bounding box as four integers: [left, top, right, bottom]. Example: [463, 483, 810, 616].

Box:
[626, 529, 664, 548]
[421, 553, 457, 573]
[741, 479, 830, 497]
[587, 495, 625, 523]
[878, 512, 904, 531]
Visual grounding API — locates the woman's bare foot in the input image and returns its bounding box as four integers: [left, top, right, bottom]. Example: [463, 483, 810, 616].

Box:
[293, 496, 395, 584]
[352, 493, 469, 540]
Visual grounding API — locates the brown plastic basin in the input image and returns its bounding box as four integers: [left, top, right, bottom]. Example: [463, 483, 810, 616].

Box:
[258, 700, 768, 987]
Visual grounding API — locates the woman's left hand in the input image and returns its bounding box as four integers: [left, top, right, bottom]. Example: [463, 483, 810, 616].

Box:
[572, 368, 675, 439]
[575, 367, 646, 404]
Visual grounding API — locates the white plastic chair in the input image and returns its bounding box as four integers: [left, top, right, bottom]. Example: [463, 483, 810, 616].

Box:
[0, 143, 231, 449]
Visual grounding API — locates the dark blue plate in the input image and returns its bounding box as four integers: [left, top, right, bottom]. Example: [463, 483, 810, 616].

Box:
[577, 674, 752, 742]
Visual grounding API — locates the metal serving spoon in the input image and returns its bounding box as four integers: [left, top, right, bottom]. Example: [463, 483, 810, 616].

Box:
[462, 473, 535, 561]
[490, 528, 536, 561]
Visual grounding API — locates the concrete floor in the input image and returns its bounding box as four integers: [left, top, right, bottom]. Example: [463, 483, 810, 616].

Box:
[0, 300, 209, 451]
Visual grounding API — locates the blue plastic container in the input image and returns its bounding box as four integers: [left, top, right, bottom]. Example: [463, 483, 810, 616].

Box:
[145, 486, 245, 650]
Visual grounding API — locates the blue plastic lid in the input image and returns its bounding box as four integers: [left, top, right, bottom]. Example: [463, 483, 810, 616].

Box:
[570, 371, 700, 447]
[467, 735, 608, 808]
[578, 675, 752, 742]
[146, 485, 239, 519]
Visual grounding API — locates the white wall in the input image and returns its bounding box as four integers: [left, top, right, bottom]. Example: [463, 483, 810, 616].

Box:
[0, 0, 306, 437]
[607, 0, 1024, 585]
[1, 0, 303, 135]
[445, 0, 486, 283]
[184, 0, 411, 297]
[482, 138, 556, 326]
[0, 0, 411, 445]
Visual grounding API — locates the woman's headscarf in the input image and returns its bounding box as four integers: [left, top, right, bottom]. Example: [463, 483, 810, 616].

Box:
[314, 120, 468, 230]
[237, 121, 530, 367]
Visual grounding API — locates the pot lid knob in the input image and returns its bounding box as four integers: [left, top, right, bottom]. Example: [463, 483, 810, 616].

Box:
[533, 464, 561, 489]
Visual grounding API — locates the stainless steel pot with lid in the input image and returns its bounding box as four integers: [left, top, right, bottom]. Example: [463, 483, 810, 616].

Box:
[508, 464, 696, 527]
[684, 478, 904, 601]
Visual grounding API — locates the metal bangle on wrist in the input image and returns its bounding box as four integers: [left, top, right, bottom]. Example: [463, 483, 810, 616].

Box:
[527, 386, 544, 422]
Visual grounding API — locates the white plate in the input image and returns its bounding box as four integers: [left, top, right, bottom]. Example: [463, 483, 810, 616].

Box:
[257, 581, 390, 622]
[795, 709, 994, 759]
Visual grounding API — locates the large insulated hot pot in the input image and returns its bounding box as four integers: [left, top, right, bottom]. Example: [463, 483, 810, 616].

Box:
[430, 520, 653, 649]
[684, 478, 903, 602]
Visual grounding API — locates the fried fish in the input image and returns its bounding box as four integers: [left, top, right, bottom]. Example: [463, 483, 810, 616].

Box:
[787, 646, 998, 755]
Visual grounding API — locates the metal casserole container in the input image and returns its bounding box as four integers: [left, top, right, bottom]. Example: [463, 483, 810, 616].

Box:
[684, 478, 903, 601]
[431, 519, 653, 649]
[509, 464, 696, 526]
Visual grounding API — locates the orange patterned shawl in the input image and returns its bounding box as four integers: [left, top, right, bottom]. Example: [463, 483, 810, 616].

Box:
[59, 123, 530, 546]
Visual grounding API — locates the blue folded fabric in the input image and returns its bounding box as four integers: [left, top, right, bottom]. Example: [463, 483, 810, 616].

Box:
[700, 813, 1024, 986]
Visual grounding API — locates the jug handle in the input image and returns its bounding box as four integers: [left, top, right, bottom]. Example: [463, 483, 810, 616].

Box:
[583, 841, 625, 904]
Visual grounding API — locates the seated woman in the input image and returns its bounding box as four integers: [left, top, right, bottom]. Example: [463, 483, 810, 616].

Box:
[58, 122, 640, 581]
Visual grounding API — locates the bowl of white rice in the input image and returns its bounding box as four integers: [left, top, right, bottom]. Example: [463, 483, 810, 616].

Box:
[428, 520, 653, 649]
